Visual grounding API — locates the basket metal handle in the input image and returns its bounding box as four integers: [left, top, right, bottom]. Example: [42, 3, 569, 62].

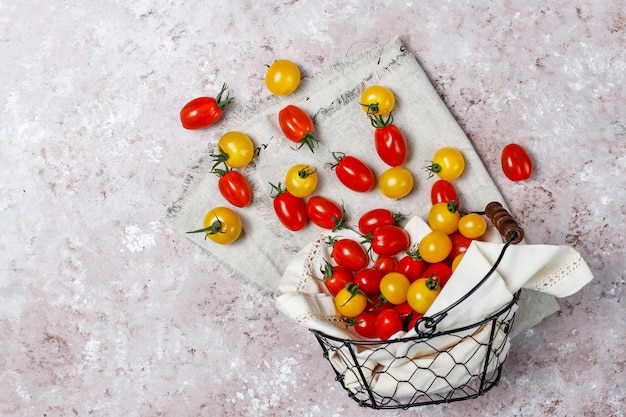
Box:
[414, 202, 524, 337]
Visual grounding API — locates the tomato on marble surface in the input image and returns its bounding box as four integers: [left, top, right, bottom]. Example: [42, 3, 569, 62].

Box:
[278, 105, 319, 152]
[501, 143, 534, 181]
[180, 83, 234, 130]
[270, 182, 307, 231]
[285, 164, 318, 198]
[265, 59, 300, 96]
[327, 152, 375, 193]
[305, 196, 345, 230]
[379, 166, 414, 199]
[331, 238, 369, 272]
[360, 85, 395, 117]
[426, 147, 465, 181]
[187, 206, 242, 245]
[212, 131, 255, 169]
[213, 165, 252, 208]
[371, 114, 408, 167]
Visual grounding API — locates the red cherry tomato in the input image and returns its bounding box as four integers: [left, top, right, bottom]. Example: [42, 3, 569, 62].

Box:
[354, 312, 378, 339]
[215, 168, 252, 208]
[354, 268, 385, 296]
[422, 263, 453, 288]
[393, 302, 414, 322]
[501, 143, 534, 181]
[370, 225, 410, 257]
[319, 262, 353, 296]
[407, 312, 424, 332]
[358, 208, 403, 235]
[374, 256, 398, 273]
[430, 179, 460, 206]
[332, 238, 369, 271]
[270, 183, 307, 231]
[180, 84, 234, 130]
[366, 293, 393, 314]
[278, 105, 319, 152]
[395, 251, 426, 282]
[306, 196, 345, 230]
[328, 152, 375, 192]
[371, 115, 408, 167]
[376, 309, 404, 340]
[448, 232, 473, 260]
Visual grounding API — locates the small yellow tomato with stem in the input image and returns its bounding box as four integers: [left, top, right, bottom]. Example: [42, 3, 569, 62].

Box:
[187, 207, 242, 245]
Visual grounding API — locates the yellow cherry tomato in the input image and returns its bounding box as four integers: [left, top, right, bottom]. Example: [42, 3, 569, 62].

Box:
[458, 213, 488, 239]
[285, 164, 318, 198]
[419, 231, 452, 264]
[407, 276, 441, 314]
[427, 201, 461, 235]
[451, 253, 465, 272]
[187, 207, 242, 245]
[379, 272, 411, 305]
[360, 85, 395, 117]
[379, 166, 414, 199]
[216, 131, 255, 168]
[265, 59, 301, 96]
[427, 147, 465, 181]
[334, 284, 367, 318]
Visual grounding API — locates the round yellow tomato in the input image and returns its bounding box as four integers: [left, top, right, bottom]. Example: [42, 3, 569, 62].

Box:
[451, 253, 465, 272]
[379, 166, 414, 199]
[217, 131, 255, 168]
[458, 213, 487, 239]
[200, 207, 242, 245]
[428, 201, 460, 235]
[285, 164, 317, 198]
[380, 272, 411, 305]
[419, 231, 452, 264]
[428, 147, 465, 181]
[334, 285, 367, 318]
[265, 59, 301, 96]
[360, 85, 395, 117]
[407, 276, 441, 314]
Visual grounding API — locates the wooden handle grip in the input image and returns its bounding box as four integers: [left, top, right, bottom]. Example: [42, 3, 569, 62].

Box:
[484, 202, 524, 244]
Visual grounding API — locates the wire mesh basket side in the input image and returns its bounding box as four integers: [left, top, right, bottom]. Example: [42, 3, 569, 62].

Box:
[311, 292, 519, 409]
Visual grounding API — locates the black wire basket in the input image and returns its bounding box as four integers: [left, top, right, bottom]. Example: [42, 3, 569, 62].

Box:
[310, 202, 524, 409]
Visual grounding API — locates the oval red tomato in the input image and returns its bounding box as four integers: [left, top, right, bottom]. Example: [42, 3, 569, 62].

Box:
[430, 179, 460, 206]
[448, 232, 473, 260]
[358, 208, 402, 235]
[370, 224, 410, 257]
[376, 309, 404, 340]
[374, 255, 397, 274]
[306, 196, 345, 230]
[501, 143, 533, 181]
[354, 268, 384, 296]
[278, 105, 319, 152]
[180, 84, 233, 130]
[332, 238, 369, 271]
[329, 152, 375, 192]
[216, 169, 252, 208]
[319, 262, 353, 296]
[372, 117, 408, 167]
[354, 312, 378, 339]
[270, 183, 307, 231]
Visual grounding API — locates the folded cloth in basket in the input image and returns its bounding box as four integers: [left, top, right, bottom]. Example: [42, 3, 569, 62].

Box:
[274, 215, 593, 396]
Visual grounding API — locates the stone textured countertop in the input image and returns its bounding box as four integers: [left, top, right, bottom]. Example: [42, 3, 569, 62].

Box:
[1, 1, 624, 416]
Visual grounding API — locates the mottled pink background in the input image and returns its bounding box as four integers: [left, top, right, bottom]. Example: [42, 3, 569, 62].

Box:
[1, 1, 624, 416]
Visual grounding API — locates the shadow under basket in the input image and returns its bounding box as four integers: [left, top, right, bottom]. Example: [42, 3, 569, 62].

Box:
[310, 202, 525, 409]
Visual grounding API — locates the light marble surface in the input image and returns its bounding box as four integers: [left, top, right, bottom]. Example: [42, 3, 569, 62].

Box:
[1, 1, 625, 416]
